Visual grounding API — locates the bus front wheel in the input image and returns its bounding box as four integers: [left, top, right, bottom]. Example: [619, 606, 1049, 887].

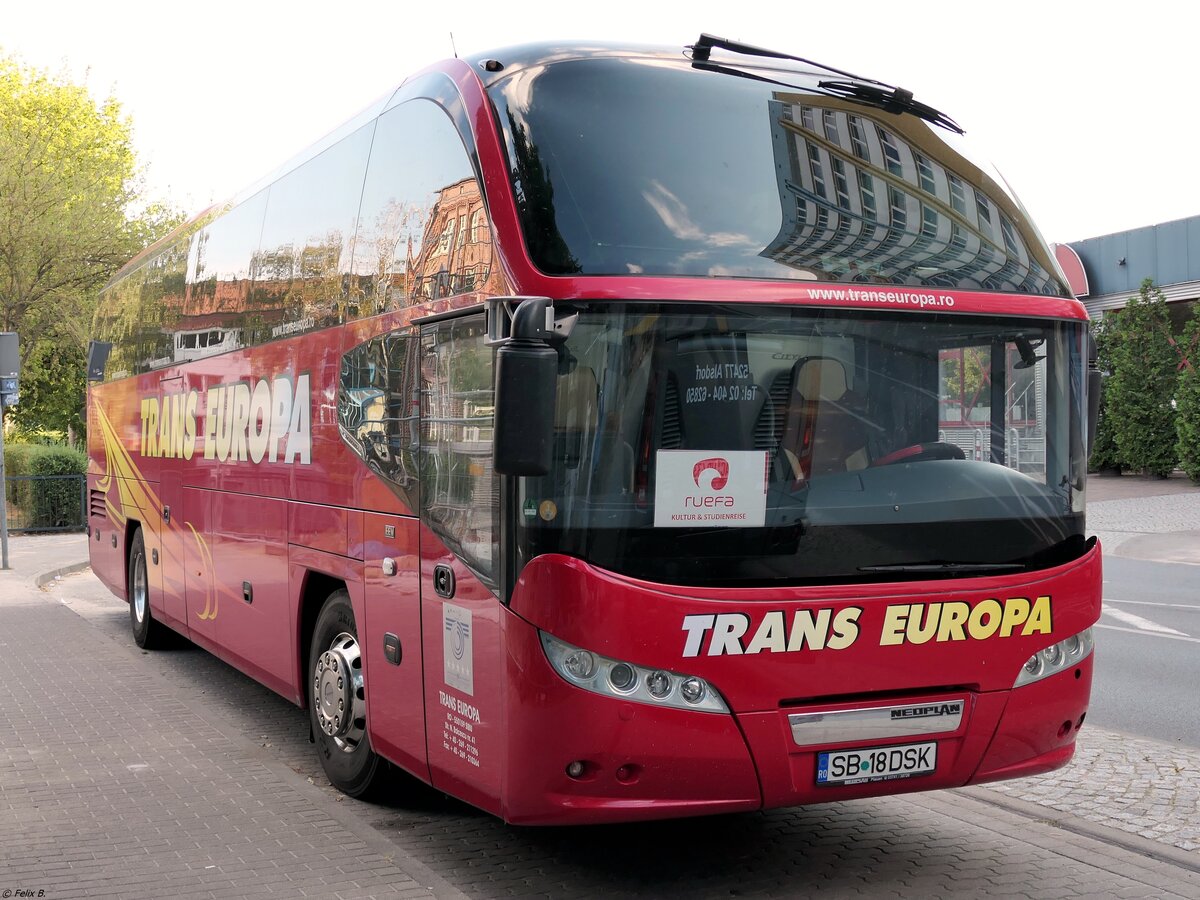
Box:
[308, 589, 386, 798]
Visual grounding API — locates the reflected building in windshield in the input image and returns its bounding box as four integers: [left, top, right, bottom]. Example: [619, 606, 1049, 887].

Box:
[406, 177, 502, 303]
[761, 97, 1061, 294]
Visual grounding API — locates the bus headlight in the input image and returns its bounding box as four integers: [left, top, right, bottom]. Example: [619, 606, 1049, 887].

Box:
[540, 632, 729, 713]
[1013, 628, 1094, 687]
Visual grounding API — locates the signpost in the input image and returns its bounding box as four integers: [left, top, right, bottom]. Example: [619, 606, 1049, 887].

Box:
[0, 333, 20, 570]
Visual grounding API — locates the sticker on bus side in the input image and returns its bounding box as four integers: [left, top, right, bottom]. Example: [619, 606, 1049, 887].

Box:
[653, 450, 768, 528]
[443, 602, 474, 695]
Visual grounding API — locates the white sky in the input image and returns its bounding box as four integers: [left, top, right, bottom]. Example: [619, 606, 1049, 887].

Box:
[3, 1, 1193, 243]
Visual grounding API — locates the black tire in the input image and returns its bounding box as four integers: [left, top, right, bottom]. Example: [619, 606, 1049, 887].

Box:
[128, 528, 169, 650]
[308, 589, 386, 798]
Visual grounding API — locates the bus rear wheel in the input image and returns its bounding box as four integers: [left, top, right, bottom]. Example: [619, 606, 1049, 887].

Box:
[308, 589, 386, 798]
[128, 528, 170, 650]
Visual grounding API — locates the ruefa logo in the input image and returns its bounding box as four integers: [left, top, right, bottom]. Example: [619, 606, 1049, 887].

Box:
[692, 457, 729, 490]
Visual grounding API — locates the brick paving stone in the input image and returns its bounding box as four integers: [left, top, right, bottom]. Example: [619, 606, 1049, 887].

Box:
[981, 724, 1200, 857]
[0, 535, 1196, 899]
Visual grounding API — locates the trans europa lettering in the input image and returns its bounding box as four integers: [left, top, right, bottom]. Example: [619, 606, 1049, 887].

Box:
[138, 374, 311, 464]
[681, 596, 1052, 656]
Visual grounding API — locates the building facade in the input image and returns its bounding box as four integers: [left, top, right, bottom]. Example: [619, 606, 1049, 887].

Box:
[1056, 215, 1200, 327]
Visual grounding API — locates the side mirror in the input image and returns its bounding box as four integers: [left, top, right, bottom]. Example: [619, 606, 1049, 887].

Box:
[493, 298, 558, 475]
[1086, 330, 1102, 459]
[87, 340, 112, 382]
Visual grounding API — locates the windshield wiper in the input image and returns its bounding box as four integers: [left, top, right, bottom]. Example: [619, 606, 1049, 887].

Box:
[687, 33, 964, 135]
[859, 562, 1024, 575]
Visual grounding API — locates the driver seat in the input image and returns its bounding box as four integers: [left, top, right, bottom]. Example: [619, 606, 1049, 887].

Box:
[780, 357, 870, 479]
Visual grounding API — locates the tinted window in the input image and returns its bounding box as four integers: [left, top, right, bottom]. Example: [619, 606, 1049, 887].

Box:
[255, 124, 374, 335]
[352, 99, 501, 314]
[180, 190, 268, 360]
[95, 233, 192, 379]
[488, 57, 1069, 297]
[338, 327, 421, 512]
[419, 316, 497, 589]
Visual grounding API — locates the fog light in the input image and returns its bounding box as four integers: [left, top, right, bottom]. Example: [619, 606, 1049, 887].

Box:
[680, 677, 706, 704]
[609, 663, 636, 693]
[646, 671, 671, 699]
[566, 760, 585, 779]
[564, 649, 596, 680]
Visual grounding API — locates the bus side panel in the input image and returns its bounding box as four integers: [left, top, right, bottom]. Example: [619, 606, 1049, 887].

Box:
[87, 379, 164, 601]
[212, 493, 293, 698]
[362, 511, 429, 782]
[156, 467, 188, 631]
[212, 328, 356, 514]
[420, 523, 503, 816]
[183, 487, 217, 649]
[86, 475, 126, 600]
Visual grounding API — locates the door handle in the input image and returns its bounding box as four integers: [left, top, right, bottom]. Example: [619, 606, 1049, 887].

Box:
[433, 564, 455, 598]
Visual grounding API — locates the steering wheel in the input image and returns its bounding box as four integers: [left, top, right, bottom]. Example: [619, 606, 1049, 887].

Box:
[871, 441, 966, 467]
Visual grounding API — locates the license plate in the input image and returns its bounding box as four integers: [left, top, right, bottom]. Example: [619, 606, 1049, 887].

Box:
[816, 741, 937, 785]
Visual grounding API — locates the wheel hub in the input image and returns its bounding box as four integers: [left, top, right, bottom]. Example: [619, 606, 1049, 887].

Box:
[132, 552, 147, 623]
[313, 632, 365, 752]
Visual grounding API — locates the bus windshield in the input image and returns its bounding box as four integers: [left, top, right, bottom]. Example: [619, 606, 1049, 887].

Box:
[488, 55, 1069, 297]
[516, 303, 1088, 587]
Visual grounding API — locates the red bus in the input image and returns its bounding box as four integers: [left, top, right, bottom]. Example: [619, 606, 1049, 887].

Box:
[88, 36, 1101, 824]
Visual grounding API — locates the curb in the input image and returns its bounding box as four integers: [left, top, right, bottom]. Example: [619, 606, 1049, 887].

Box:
[34, 560, 91, 589]
[960, 785, 1200, 873]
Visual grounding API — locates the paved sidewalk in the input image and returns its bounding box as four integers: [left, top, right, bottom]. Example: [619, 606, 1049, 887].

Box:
[1087, 471, 1200, 562]
[9, 569, 1200, 899]
[1, 542, 462, 899]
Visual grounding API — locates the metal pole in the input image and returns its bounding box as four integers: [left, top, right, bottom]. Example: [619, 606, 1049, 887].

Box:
[1, 403, 9, 570]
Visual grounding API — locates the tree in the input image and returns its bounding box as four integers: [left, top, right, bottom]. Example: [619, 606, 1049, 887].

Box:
[1176, 308, 1200, 482]
[1105, 279, 1178, 477]
[1088, 316, 1126, 473]
[0, 55, 181, 439]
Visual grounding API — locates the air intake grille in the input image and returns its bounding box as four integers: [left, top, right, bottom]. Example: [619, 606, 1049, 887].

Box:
[89, 489, 107, 519]
[661, 377, 682, 449]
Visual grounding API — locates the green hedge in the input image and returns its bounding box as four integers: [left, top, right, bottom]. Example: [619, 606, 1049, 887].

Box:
[4, 443, 87, 529]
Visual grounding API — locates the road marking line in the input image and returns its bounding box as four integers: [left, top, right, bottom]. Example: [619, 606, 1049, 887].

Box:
[1101, 607, 1188, 635]
[1094, 624, 1200, 644]
[1103, 598, 1200, 612]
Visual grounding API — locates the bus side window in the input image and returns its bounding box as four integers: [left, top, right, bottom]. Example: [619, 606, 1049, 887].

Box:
[419, 316, 497, 591]
[352, 98, 502, 314]
[338, 327, 422, 513]
[253, 122, 374, 336]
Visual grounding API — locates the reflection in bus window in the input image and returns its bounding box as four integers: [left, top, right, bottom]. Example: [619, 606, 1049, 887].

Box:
[338, 328, 422, 513]
[254, 124, 373, 330]
[353, 100, 501, 311]
[420, 317, 497, 589]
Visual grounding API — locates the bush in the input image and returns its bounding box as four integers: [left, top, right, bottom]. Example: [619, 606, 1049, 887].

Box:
[3, 442, 87, 529]
[1106, 279, 1179, 477]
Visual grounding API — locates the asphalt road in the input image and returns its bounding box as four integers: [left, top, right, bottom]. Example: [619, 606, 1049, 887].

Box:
[1089, 556, 1200, 748]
